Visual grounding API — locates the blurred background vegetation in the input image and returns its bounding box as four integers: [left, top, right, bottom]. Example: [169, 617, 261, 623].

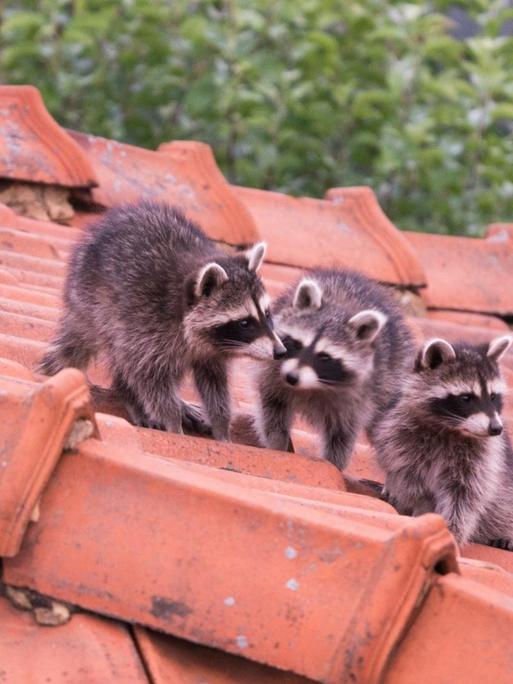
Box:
[1, 0, 513, 235]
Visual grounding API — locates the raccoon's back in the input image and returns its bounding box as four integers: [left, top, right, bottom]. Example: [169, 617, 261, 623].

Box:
[65, 202, 217, 316]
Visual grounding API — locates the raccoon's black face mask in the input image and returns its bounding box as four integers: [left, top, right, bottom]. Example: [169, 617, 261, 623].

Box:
[278, 333, 351, 388]
[416, 337, 512, 437]
[213, 306, 283, 359]
[183, 244, 286, 361]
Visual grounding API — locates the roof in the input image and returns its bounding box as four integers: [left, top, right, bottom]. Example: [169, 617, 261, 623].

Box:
[1, 84, 513, 682]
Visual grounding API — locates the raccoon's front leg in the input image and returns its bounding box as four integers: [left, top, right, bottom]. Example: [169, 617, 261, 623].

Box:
[383, 471, 429, 516]
[321, 414, 357, 471]
[257, 386, 293, 452]
[434, 488, 481, 546]
[180, 400, 212, 436]
[192, 359, 230, 441]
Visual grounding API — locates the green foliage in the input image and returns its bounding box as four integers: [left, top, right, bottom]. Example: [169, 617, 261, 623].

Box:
[1, 0, 513, 235]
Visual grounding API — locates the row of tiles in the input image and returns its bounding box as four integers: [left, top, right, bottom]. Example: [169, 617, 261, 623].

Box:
[3, 565, 513, 684]
[2, 366, 513, 683]
[1, 199, 513, 497]
[1, 85, 513, 316]
[1, 197, 513, 488]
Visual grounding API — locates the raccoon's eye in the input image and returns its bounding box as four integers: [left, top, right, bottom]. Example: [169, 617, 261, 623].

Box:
[459, 393, 474, 402]
[317, 352, 331, 362]
[265, 309, 271, 319]
[239, 318, 251, 329]
[491, 392, 497, 401]
[283, 336, 302, 353]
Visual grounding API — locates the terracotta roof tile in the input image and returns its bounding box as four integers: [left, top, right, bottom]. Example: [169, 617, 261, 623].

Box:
[426, 310, 509, 331]
[235, 185, 426, 287]
[0, 596, 149, 682]
[134, 626, 312, 683]
[0, 86, 97, 188]
[67, 131, 260, 245]
[0, 367, 95, 557]
[1, 84, 513, 682]
[460, 543, 513, 575]
[2, 419, 457, 682]
[405, 228, 513, 316]
[458, 557, 513, 596]
[383, 575, 513, 684]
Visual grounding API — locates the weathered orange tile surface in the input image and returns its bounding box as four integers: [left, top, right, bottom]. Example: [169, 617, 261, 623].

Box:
[0, 597, 149, 683]
[0, 367, 95, 557]
[0, 85, 97, 187]
[1, 84, 513, 683]
[4, 432, 456, 682]
[235, 185, 426, 287]
[68, 131, 260, 245]
[384, 575, 513, 683]
[134, 626, 313, 683]
[406, 229, 513, 316]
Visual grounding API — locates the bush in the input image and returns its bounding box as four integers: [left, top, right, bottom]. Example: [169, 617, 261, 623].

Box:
[1, 0, 513, 235]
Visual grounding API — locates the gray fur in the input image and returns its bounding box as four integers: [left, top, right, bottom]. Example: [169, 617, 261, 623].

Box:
[38, 201, 281, 439]
[255, 268, 415, 470]
[375, 336, 513, 548]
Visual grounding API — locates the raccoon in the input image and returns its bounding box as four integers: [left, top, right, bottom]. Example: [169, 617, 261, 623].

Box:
[39, 201, 285, 439]
[375, 335, 513, 548]
[255, 268, 415, 470]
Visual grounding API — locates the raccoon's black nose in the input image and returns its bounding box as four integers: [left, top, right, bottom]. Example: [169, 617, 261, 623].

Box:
[488, 423, 503, 436]
[285, 372, 299, 386]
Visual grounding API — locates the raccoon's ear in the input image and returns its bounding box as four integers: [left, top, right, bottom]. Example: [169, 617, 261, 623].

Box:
[194, 262, 229, 298]
[419, 338, 456, 370]
[245, 242, 267, 272]
[348, 309, 387, 344]
[293, 278, 322, 310]
[487, 335, 513, 362]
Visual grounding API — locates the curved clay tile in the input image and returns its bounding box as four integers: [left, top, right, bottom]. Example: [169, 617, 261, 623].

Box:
[234, 185, 426, 288]
[384, 574, 513, 684]
[133, 627, 310, 683]
[3, 422, 458, 682]
[67, 131, 260, 246]
[0, 366, 96, 556]
[405, 229, 513, 317]
[0, 86, 97, 188]
[0, 600, 149, 683]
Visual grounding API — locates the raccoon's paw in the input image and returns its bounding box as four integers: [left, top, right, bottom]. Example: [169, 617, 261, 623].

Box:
[134, 416, 166, 431]
[36, 352, 63, 377]
[181, 401, 212, 436]
[488, 538, 513, 551]
[379, 485, 390, 502]
[380, 490, 414, 516]
[126, 406, 166, 431]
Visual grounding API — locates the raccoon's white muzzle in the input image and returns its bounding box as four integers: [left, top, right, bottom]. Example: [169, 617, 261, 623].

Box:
[280, 358, 320, 389]
[243, 336, 275, 360]
[461, 411, 503, 437]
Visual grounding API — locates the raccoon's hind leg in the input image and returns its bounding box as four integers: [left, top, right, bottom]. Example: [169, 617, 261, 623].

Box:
[113, 371, 211, 434]
[38, 314, 94, 376]
[192, 359, 230, 441]
[113, 370, 183, 433]
[112, 373, 159, 428]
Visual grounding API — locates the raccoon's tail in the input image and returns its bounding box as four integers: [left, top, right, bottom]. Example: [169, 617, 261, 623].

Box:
[37, 324, 93, 376]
